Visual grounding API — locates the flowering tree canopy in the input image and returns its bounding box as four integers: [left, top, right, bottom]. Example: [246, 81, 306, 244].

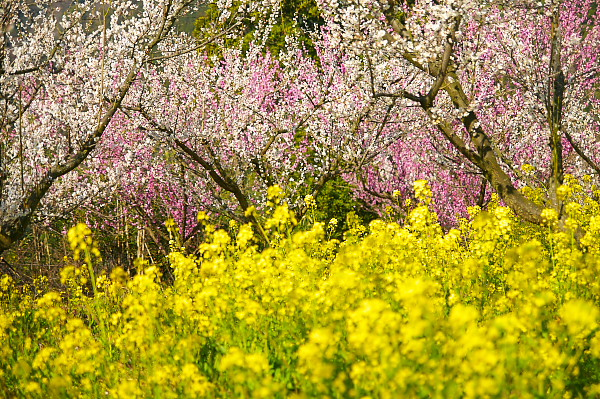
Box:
[77, 0, 600, 244]
[109, 38, 404, 243]
[315, 0, 600, 225]
[2, 0, 599, 256]
[0, 0, 242, 255]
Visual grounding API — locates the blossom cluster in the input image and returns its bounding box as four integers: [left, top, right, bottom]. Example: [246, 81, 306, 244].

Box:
[2, 181, 600, 397]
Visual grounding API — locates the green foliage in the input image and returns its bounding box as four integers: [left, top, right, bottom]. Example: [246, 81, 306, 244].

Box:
[312, 177, 378, 239]
[194, 0, 324, 58]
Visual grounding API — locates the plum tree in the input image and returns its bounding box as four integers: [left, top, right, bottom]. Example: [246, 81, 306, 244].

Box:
[316, 0, 600, 226]
[0, 0, 243, 255]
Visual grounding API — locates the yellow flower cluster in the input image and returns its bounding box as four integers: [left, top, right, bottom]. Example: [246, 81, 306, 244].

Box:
[413, 179, 433, 204]
[67, 223, 101, 263]
[2, 180, 600, 397]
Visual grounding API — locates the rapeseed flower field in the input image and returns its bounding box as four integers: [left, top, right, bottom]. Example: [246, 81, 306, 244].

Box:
[2, 179, 600, 398]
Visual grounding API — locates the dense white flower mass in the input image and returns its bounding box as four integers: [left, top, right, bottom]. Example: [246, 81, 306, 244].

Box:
[0, 0, 245, 252]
